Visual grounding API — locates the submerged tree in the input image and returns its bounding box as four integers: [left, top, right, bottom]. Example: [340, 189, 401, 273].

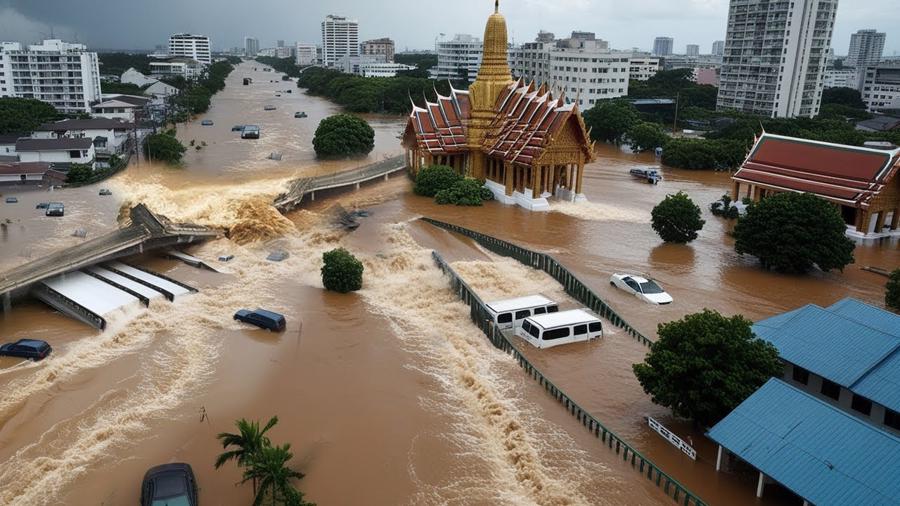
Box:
[413, 164, 461, 197]
[241, 443, 312, 506]
[312, 114, 374, 158]
[321, 248, 364, 293]
[215, 416, 279, 493]
[633, 310, 782, 427]
[651, 191, 705, 243]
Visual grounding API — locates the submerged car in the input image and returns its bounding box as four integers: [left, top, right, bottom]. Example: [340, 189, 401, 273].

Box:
[5, 197, 18, 203]
[45, 202, 64, 217]
[36, 202, 49, 209]
[263, 105, 276, 111]
[0, 339, 52, 360]
[241, 125, 260, 139]
[140, 463, 198, 506]
[200, 119, 214, 126]
[234, 308, 286, 331]
[609, 273, 673, 305]
[99, 188, 112, 196]
[231, 124, 244, 132]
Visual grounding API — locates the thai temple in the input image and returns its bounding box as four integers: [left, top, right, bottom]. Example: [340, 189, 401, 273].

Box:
[402, 1, 595, 211]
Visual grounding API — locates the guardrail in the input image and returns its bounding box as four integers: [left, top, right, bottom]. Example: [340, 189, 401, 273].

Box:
[431, 250, 706, 506]
[420, 217, 654, 347]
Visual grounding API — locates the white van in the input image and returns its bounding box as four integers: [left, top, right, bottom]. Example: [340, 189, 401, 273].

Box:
[485, 295, 559, 331]
[516, 309, 602, 349]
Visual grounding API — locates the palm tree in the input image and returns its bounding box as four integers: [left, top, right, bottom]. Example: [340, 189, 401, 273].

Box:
[215, 416, 279, 493]
[241, 443, 310, 506]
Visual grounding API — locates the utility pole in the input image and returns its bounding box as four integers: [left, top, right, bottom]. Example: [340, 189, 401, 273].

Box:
[672, 92, 680, 136]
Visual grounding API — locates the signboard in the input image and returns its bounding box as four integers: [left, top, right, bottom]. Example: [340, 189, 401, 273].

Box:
[648, 417, 696, 460]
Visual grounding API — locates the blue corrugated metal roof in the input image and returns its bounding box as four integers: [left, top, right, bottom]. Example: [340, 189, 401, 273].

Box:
[827, 298, 900, 338]
[753, 304, 899, 387]
[707, 379, 900, 506]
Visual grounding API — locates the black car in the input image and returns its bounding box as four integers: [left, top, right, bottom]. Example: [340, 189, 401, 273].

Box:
[36, 202, 49, 209]
[241, 125, 260, 139]
[0, 339, 52, 360]
[45, 202, 64, 217]
[141, 463, 198, 506]
[234, 308, 286, 331]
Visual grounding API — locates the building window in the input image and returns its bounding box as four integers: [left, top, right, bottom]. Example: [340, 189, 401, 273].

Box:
[885, 409, 900, 431]
[851, 395, 872, 416]
[792, 365, 810, 385]
[820, 379, 841, 400]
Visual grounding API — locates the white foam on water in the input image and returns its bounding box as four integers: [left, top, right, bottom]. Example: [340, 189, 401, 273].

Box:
[549, 200, 649, 223]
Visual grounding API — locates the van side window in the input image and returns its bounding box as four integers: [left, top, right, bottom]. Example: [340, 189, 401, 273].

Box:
[574, 324, 587, 335]
[543, 327, 571, 340]
[534, 307, 547, 315]
[515, 310, 531, 320]
[547, 305, 559, 313]
[589, 322, 602, 332]
[498, 313, 513, 324]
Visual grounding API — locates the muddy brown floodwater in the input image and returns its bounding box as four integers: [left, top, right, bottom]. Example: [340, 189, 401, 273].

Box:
[0, 61, 897, 506]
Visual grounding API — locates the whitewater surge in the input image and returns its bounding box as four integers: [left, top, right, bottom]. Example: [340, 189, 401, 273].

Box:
[549, 200, 649, 223]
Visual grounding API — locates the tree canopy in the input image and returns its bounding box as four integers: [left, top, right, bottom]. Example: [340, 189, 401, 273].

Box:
[651, 191, 705, 243]
[321, 248, 364, 293]
[413, 165, 462, 197]
[633, 309, 782, 427]
[144, 130, 186, 165]
[435, 178, 489, 206]
[822, 87, 867, 109]
[582, 99, 639, 144]
[625, 121, 669, 152]
[886, 269, 900, 313]
[312, 114, 375, 158]
[255, 56, 307, 78]
[734, 192, 855, 273]
[98, 52, 153, 75]
[0, 98, 60, 134]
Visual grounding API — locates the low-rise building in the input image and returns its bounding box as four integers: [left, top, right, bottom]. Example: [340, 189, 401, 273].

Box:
[359, 62, 415, 78]
[334, 54, 386, 75]
[295, 43, 317, 66]
[149, 57, 202, 80]
[168, 33, 211, 65]
[33, 118, 135, 158]
[628, 57, 660, 81]
[361, 37, 394, 63]
[120, 67, 157, 87]
[144, 81, 178, 98]
[861, 63, 900, 114]
[708, 299, 900, 504]
[823, 68, 859, 89]
[0, 161, 61, 186]
[15, 137, 95, 169]
[856, 115, 900, 133]
[732, 133, 900, 239]
[0, 134, 20, 157]
[91, 95, 152, 122]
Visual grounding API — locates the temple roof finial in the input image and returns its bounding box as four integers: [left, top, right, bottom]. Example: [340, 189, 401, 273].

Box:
[495, 0, 499, 13]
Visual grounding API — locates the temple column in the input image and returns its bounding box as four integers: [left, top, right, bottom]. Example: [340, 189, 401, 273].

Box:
[575, 161, 584, 194]
[567, 164, 573, 188]
[890, 208, 899, 230]
[732, 181, 740, 200]
[504, 161, 513, 196]
[856, 210, 869, 233]
[875, 211, 886, 233]
[533, 165, 543, 198]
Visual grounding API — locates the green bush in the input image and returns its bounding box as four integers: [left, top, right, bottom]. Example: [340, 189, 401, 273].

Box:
[144, 131, 187, 165]
[710, 193, 740, 219]
[321, 248, 364, 293]
[626, 122, 669, 152]
[651, 191, 705, 243]
[884, 269, 900, 313]
[413, 165, 461, 197]
[0, 98, 60, 134]
[633, 309, 782, 427]
[734, 192, 855, 273]
[434, 178, 486, 206]
[582, 99, 639, 143]
[65, 164, 94, 185]
[312, 114, 374, 158]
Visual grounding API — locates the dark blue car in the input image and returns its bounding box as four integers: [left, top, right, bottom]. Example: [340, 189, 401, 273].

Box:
[141, 463, 198, 506]
[234, 308, 286, 331]
[0, 339, 52, 360]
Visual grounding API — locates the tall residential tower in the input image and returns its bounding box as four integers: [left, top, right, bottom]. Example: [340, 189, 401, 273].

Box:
[168, 34, 211, 65]
[847, 29, 885, 69]
[652, 37, 674, 56]
[717, 0, 838, 118]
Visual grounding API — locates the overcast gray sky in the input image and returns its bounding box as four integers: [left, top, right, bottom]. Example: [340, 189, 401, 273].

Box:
[1, 0, 898, 56]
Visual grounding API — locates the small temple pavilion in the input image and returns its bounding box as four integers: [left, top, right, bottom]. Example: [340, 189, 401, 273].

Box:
[402, 1, 595, 211]
[732, 133, 900, 239]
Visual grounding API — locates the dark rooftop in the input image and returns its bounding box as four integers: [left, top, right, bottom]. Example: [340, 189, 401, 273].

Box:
[15, 137, 94, 151]
[36, 118, 135, 131]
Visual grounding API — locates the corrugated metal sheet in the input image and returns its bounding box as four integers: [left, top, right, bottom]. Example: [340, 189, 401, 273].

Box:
[707, 379, 900, 506]
[827, 298, 900, 338]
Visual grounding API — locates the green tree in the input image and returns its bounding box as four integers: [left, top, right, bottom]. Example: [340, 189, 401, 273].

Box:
[241, 443, 312, 506]
[822, 87, 867, 109]
[215, 416, 280, 493]
[144, 131, 187, 164]
[414, 165, 462, 197]
[312, 114, 374, 158]
[582, 99, 639, 143]
[0, 98, 60, 134]
[734, 192, 855, 273]
[885, 269, 900, 313]
[434, 178, 486, 206]
[321, 248, 364, 293]
[625, 122, 669, 152]
[99, 82, 147, 96]
[65, 163, 94, 185]
[632, 310, 782, 427]
[651, 192, 705, 243]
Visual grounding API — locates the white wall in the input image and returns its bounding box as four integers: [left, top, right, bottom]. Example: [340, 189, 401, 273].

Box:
[18, 145, 95, 165]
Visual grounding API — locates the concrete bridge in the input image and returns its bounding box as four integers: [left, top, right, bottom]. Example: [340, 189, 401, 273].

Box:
[0, 203, 217, 312]
[273, 154, 406, 212]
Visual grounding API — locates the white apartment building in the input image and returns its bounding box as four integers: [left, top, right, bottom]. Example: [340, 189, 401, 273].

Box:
[652, 37, 674, 56]
[860, 63, 900, 114]
[712, 40, 725, 57]
[275, 46, 292, 59]
[686, 44, 700, 57]
[295, 43, 317, 66]
[629, 57, 660, 81]
[149, 58, 202, 80]
[847, 29, 885, 69]
[244, 37, 260, 57]
[361, 38, 395, 63]
[0, 40, 101, 114]
[823, 68, 858, 89]
[511, 33, 631, 108]
[321, 15, 359, 67]
[168, 34, 211, 65]
[360, 62, 415, 78]
[430, 34, 485, 83]
[717, 0, 838, 118]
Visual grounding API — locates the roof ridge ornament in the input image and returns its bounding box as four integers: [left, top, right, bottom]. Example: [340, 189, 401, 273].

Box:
[495, 0, 499, 13]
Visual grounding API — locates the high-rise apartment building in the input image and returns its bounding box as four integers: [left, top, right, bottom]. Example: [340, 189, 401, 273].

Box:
[244, 37, 260, 57]
[712, 40, 725, 56]
[277, 40, 285, 48]
[430, 34, 484, 82]
[860, 63, 900, 113]
[652, 37, 674, 56]
[295, 43, 318, 66]
[686, 44, 700, 57]
[168, 33, 211, 65]
[321, 15, 359, 67]
[847, 29, 885, 69]
[0, 40, 101, 114]
[717, 0, 838, 118]
[361, 38, 395, 63]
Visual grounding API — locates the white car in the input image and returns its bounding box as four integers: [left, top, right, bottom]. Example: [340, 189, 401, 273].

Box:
[609, 274, 673, 305]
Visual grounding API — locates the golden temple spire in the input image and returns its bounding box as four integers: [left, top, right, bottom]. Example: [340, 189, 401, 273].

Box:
[475, 0, 512, 82]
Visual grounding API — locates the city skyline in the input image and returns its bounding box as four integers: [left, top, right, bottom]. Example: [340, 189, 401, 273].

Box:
[1, 0, 898, 56]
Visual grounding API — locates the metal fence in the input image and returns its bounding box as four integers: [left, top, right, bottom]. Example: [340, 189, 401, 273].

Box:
[420, 217, 655, 347]
[431, 250, 706, 506]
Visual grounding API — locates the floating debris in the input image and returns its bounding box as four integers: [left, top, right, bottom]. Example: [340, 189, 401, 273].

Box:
[266, 250, 289, 262]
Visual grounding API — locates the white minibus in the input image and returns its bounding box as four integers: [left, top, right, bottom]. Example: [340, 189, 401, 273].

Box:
[516, 309, 602, 349]
[485, 295, 559, 331]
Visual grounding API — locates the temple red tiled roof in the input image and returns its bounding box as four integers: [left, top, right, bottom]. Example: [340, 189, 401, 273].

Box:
[404, 79, 592, 167]
[733, 134, 900, 209]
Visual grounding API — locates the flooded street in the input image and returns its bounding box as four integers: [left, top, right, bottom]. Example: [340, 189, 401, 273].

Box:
[0, 61, 897, 506]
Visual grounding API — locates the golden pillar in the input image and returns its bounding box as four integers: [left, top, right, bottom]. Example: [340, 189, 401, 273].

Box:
[575, 161, 584, 194]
